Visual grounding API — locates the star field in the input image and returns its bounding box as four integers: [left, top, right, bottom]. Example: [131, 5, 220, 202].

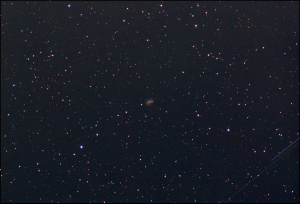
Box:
[1, 2, 299, 203]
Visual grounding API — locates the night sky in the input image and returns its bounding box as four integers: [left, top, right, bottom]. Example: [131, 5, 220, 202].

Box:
[1, 2, 299, 203]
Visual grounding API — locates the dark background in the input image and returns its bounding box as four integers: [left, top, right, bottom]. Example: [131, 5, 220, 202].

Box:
[1, 2, 299, 203]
